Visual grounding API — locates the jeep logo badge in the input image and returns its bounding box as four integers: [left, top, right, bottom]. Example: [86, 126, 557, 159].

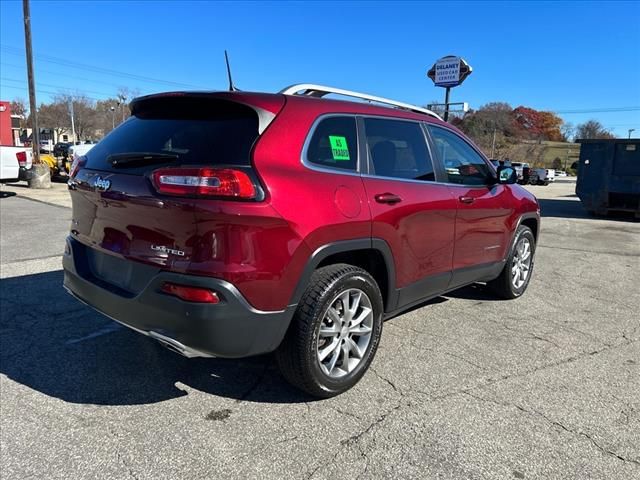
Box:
[94, 176, 111, 192]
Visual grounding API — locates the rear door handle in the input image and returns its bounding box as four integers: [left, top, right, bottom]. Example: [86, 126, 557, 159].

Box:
[375, 193, 402, 205]
[459, 196, 475, 204]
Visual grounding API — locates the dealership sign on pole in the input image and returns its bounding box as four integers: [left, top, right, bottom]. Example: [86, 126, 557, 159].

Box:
[427, 56, 472, 87]
[427, 55, 472, 121]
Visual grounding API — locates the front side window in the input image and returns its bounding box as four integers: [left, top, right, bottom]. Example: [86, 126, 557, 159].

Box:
[306, 116, 358, 171]
[428, 126, 493, 185]
[364, 118, 434, 181]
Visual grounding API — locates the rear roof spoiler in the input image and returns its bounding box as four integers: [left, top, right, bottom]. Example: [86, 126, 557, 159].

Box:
[130, 91, 285, 134]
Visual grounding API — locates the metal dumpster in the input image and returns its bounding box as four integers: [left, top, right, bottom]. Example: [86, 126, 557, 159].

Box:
[576, 139, 640, 217]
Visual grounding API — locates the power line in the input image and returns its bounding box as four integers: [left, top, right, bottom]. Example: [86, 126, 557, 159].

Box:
[552, 107, 640, 114]
[1, 76, 119, 98]
[1, 61, 152, 91]
[0, 84, 102, 102]
[0, 44, 208, 89]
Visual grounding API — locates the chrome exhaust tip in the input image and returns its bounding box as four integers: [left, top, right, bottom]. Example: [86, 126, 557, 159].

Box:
[148, 331, 214, 358]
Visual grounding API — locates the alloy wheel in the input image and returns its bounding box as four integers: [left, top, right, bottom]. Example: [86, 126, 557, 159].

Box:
[511, 237, 532, 289]
[316, 288, 374, 378]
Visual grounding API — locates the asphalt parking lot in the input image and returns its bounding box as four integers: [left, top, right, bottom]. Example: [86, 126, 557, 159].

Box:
[1, 178, 638, 479]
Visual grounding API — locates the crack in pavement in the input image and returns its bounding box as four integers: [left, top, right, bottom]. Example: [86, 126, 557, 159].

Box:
[484, 317, 563, 349]
[306, 402, 405, 479]
[463, 391, 640, 467]
[443, 351, 488, 371]
[419, 336, 638, 404]
[370, 366, 401, 394]
[108, 425, 141, 480]
[331, 406, 364, 421]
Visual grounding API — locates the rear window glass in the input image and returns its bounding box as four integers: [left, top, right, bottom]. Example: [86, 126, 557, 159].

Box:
[306, 116, 358, 171]
[84, 98, 259, 174]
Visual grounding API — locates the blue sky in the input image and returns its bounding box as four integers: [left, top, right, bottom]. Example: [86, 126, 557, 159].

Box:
[1, 0, 639, 137]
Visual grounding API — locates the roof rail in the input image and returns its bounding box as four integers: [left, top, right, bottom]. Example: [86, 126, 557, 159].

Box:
[280, 83, 442, 120]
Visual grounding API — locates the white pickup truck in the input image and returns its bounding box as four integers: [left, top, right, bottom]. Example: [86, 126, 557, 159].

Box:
[532, 168, 556, 185]
[0, 145, 33, 182]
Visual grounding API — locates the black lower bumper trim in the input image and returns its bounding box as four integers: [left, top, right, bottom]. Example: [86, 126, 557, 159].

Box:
[63, 236, 296, 358]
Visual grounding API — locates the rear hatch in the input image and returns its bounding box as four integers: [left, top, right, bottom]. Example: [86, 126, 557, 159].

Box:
[69, 92, 283, 286]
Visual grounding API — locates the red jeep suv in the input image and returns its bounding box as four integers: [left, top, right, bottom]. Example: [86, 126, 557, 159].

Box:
[63, 84, 539, 397]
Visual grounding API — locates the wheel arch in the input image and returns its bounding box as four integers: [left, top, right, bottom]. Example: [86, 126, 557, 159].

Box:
[519, 214, 539, 241]
[503, 212, 540, 264]
[290, 238, 397, 312]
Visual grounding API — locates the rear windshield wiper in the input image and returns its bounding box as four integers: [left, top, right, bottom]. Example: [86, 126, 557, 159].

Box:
[108, 152, 179, 168]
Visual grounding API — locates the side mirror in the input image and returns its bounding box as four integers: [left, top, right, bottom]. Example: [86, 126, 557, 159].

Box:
[497, 166, 517, 184]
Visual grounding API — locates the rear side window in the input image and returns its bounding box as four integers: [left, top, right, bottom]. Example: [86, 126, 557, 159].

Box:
[306, 117, 358, 171]
[428, 126, 493, 185]
[84, 98, 259, 174]
[363, 118, 434, 181]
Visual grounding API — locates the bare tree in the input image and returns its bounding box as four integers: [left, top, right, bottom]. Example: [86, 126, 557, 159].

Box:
[10, 98, 28, 127]
[560, 122, 575, 142]
[115, 86, 141, 123]
[95, 98, 120, 134]
[576, 120, 615, 140]
[56, 94, 97, 141]
[38, 101, 70, 142]
[10, 98, 28, 117]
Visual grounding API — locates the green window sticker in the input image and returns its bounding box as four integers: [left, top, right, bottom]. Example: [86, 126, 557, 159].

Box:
[329, 136, 350, 161]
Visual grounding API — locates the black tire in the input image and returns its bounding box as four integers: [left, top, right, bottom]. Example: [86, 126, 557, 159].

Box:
[276, 264, 384, 398]
[488, 225, 536, 299]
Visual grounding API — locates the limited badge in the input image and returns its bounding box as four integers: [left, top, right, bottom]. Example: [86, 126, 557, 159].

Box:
[329, 136, 350, 161]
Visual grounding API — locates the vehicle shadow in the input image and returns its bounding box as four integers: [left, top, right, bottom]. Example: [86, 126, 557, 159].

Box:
[0, 191, 17, 199]
[537, 197, 638, 222]
[384, 295, 449, 320]
[444, 283, 508, 301]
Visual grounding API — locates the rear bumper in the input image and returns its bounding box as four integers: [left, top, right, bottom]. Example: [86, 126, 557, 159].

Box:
[18, 166, 32, 181]
[62, 236, 296, 358]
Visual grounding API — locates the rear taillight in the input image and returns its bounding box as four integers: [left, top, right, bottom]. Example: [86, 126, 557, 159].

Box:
[161, 282, 221, 303]
[16, 151, 27, 167]
[151, 167, 256, 199]
[69, 155, 86, 178]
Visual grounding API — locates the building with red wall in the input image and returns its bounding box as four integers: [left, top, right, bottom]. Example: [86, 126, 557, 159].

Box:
[0, 101, 13, 145]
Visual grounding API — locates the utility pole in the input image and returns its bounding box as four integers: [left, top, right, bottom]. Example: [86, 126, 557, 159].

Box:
[22, 0, 49, 188]
[22, 0, 39, 165]
[69, 99, 76, 142]
[117, 93, 127, 123]
[491, 127, 497, 158]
